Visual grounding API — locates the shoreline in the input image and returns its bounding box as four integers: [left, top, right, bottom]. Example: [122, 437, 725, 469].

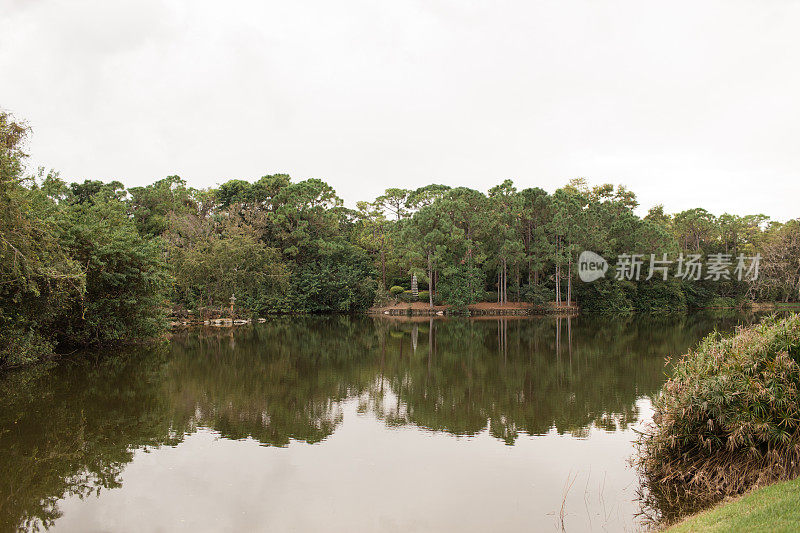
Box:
[165, 301, 800, 328]
[367, 301, 580, 317]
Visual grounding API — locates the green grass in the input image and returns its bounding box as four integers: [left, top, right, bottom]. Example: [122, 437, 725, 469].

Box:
[667, 478, 800, 532]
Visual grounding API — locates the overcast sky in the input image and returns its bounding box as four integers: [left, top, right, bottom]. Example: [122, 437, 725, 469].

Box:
[2, 0, 799, 220]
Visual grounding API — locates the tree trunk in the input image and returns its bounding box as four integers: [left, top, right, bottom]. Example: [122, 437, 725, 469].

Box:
[427, 252, 434, 308]
[528, 257, 533, 286]
[527, 224, 532, 287]
[567, 251, 572, 306]
[500, 260, 504, 304]
[434, 268, 438, 303]
[503, 259, 508, 304]
[380, 249, 386, 290]
[555, 237, 561, 306]
[556, 263, 560, 305]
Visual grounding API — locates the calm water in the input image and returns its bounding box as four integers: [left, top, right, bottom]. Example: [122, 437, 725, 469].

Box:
[0, 313, 761, 532]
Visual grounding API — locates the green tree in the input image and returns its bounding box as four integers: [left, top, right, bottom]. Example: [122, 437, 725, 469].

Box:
[0, 112, 84, 366]
[166, 206, 288, 316]
[355, 200, 391, 290]
[375, 188, 411, 221]
[402, 203, 456, 307]
[128, 175, 197, 237]
[488, 180, 525, 304]
[756, 219, 800, 302]
[673, 208, 716, 252]
[54, 193, 171, 346]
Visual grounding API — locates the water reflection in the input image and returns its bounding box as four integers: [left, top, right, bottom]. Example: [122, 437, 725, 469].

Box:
[0, 313, 762, 532]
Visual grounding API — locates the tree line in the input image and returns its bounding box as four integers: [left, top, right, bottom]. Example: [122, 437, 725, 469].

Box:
[361, 182, 798, 311]
[1, 109, 798, 366]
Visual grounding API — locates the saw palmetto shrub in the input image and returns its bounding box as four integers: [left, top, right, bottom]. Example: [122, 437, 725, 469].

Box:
[637, 314, 800, 522]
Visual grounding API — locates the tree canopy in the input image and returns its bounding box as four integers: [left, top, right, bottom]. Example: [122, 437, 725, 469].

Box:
[1, 107, 798, 367]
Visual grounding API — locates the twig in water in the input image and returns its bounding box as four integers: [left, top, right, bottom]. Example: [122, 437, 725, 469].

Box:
[558, 470, 578, 532]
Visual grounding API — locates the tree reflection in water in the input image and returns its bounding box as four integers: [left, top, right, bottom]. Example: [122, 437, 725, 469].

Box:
[0, 313, 759, 531]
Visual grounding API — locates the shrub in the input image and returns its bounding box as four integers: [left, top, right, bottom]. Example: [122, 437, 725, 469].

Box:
[705, 296, 738, 309]
[681, 282, 710, 308]
[633, 279, 687, 315]
[417, 290, 430, 302]
[286, 240, 376, 313]
[637, 314, 800, 522]
[519, 284, 555, 305]
[389, 286, 405, 296]
[372, 286, 390, 307]
[399, 290, 416, 303]
[435, 265, 482, 310]
[389, 276, 417, 290]
[0, 328, 54, 367]
[577, 278, 633, 314]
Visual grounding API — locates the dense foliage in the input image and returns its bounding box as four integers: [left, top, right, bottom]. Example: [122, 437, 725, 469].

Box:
[1, 107, 799, 366]
[637, 314, 800, 522]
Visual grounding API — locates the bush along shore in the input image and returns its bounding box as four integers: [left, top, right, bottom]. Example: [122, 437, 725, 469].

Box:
[637, 313, 800, 525]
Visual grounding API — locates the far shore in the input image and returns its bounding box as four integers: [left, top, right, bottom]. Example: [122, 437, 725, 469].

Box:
[368, 300, 579, 317]
[164, 301, 800, 328]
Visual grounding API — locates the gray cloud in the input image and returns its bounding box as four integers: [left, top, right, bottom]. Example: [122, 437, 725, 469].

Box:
[2, 0, 798, 220]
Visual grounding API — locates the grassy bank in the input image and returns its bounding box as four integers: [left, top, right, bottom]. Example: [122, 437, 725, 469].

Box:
[667, 478, 800, 532]
[637, 313, 800, 522]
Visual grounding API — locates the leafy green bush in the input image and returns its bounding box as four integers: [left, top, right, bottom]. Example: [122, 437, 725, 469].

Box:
[286, 240, 376, 313]
[389, 286, 405, 296]
[0, 328, 55, 368]
[704, 296, 737, 308]
[389, 277, 416, 290]
[399, 290, 416, 303]
[372, 286, 390, 307]
[417, 290, 430, 302]
[435, 265, 483, 310]
[577, 278, 634, 314]
[633, 279, 687, 315]
[520, 284, 555, 305]
[681, 281, 747, 310]
[637, 314, 800, 521]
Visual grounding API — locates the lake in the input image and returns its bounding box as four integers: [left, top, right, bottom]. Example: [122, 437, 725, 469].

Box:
[0, 313, 760, 532]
